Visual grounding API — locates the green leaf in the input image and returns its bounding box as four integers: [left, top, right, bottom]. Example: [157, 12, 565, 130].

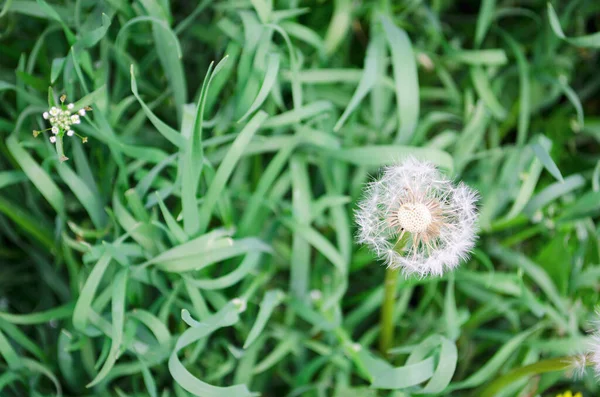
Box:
[87, 268, 128, 387]
[72, 253, 112, 333]
[189, 251, 263, 290]
[470, 66, 507, 120]
[0, 303, 73, 325]
[6, 135, 65, 217]
[501, 31, 530, 146]
[474, 0, 496, 46]
[56, 162, 106, 229]
[381, 16, 420, 143]
[447, 323, 544, 391]
[547, 3, 600, 48]
[244, 290, 285, 348]
[333, 37, 378, 132]
[321, 145, 454, 172]
[143, 236, 271, 273]
[251, 0, 272, 23]
[238, 53, 280, 123]
[530, 135, 563, 182]
[197, 110, 268, 233]
[448, 49, 508, 65]
[0, 329, 21, 369]
[76, 13, 112, 49]
[169, 304, 257, 396]
[359, 349, 435, 389]
[0, 195, 53, 250]
[35, 0, 75, 43]
[130, 65, 185, 147]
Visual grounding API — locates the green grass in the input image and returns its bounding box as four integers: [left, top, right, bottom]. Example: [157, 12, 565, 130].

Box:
[0, 0, 599, 396]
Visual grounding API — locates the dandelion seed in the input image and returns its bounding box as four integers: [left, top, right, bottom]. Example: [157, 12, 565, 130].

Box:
[49, 136, 56, 143]
[355, 157, 479, 277]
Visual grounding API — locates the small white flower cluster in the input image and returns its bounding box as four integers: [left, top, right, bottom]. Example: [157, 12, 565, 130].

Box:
[355, 157, 479, 277]
[42, 102, 86, 143]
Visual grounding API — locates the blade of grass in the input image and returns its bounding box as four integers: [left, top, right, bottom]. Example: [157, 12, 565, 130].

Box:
[381, 16, 420, 143]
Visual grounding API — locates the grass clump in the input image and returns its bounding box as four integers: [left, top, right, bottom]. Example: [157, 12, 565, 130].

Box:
[0, 1, 599, 396]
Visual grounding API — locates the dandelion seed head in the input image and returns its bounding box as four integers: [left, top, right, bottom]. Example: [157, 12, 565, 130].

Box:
[396, 202, 432, 233]
[355, 157, 479, 277]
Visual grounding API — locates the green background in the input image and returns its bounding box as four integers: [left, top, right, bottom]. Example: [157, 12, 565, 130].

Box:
[0, 0, 599, 396]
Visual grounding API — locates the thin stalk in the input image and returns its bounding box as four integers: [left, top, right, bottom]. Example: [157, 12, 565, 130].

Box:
[379, 234, 408, 356]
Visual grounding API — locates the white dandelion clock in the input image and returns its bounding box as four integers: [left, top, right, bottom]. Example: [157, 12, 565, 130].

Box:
[355, 157, 478, 277]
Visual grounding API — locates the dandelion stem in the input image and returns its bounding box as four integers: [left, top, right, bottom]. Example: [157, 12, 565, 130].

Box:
[379, 233, 409, 356]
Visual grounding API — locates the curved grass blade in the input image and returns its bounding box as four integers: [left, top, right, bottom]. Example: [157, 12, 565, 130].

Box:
[381, 16, 419, 143]
[6, 135, 65, 217]
[530, 135, 563, 182]
[197, 111, 268, 233]
[238, 53, 280, 123]
[243, 290, 285, 349]
[87, 269, 129, 387]
[190, 251, 262, 290]
[321, 145, 454, 172]
[333, 39, 378, 132]
[547, 3, 600, 48]
[73, 253, 112, 332]
[130, 65, 185, 147]
[0, 303, 73, 324]
[169, 304, 257, 396]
